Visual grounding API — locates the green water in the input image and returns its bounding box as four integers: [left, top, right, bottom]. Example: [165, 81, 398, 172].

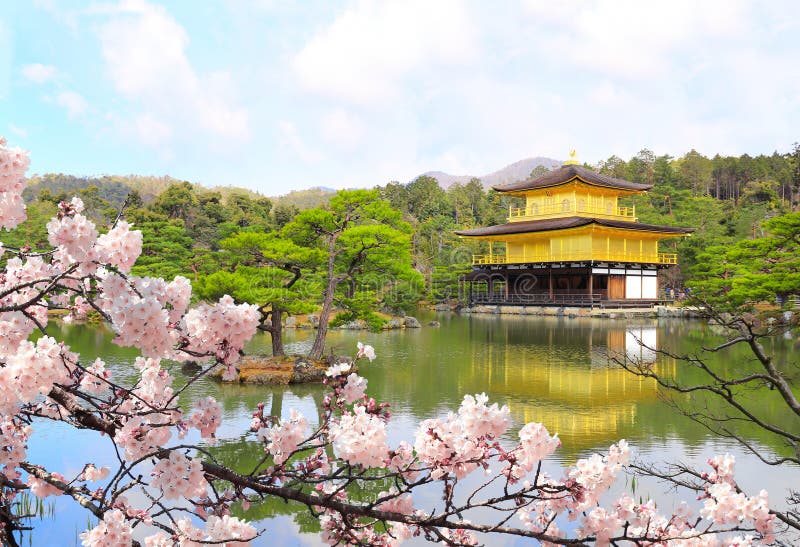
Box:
[27, 314, 799, 545]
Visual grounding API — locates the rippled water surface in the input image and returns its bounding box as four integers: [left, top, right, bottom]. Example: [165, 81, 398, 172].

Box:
[26, 313, 799, 545]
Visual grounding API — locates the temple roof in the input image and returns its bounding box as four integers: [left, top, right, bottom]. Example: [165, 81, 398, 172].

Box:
[454, 216, 694, 237]
[492, 164, 652, 193]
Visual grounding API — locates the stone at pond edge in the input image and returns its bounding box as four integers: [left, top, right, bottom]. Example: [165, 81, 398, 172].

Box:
[384, 318, 403, 329]
[403, 316, 421, 328]
[428, 320, 441, 327]
[211, 354, 356, 384]
[337, 319, 367, 330]
[181, 361, 203, 374]
[284, 316, 297, 328]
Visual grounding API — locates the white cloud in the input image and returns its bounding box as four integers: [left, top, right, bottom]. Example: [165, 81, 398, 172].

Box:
[293, 0, 478, 106]
[95, 0, 249, 146]
[320, 109, 365, 150]
[33, 0, 80, 31]
[521, 0, 748, 78]
[134, 113, 172, 148]
[56, 90, 88, 118]
[278, 121, 322, 164]
[8, 124, 28, 139]
[22, 63, 58, 84]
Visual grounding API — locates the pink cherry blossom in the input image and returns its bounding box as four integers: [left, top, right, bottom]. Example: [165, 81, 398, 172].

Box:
[413, 393, 510, 480]
[0, 336, 75, 412]
[182, 295, 260, 364]
[387, 441, 419, 481]
[79, 358, 111, 395]
[511, 422, 560, 477]
[188, 396, 223, 440]
[258, 409, 308, 465]
[0, 137, 30, 230]
[46, 213, 98, 264]
[114, 414, 173, 461]
[457, 392, 510, 438]
[150, 451, 209, 500]
[568, 440, 630, 509]
[342, 372, 367, 403]
[81, 464, 110, 482]
[0, 417, 31, 478]
[325, 362, 351, 377]
[0, 311, 35, 356]
[356, 341, 376, 361]
[27, 473, 65, 498]
[329, 405, 389, 468]
[173, 515, 256, 546]
[79, 509, 133, 547]
[376, 488, 413, 514]
[96, 220, 143, 272]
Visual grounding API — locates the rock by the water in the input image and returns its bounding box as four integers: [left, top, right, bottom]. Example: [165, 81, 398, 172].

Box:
[403, 316, 421, 328]
[385, 318, 403, 329]
[284, 316, 297, 328]
[339, 319, 367, 330]
[212, 354, 337, 385]
[180, 361, 202, 374]
[292, 359, 326, 383]
[307, 314, 320, 328]
[428, 320, 441, 327]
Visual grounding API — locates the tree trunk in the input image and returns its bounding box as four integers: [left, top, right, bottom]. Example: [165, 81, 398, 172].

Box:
[308, 233, 341, 361]
[270, 389, 283, 419]
[270, 308, 285, 357]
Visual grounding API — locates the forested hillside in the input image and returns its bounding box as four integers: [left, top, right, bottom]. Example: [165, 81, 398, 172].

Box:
[10, 145, 799, 306]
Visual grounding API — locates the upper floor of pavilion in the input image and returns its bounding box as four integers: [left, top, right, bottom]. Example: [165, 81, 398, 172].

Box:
[494, 160, 652, 223]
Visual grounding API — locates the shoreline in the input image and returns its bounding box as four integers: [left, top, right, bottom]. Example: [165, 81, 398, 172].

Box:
[456, 304, 702, 319]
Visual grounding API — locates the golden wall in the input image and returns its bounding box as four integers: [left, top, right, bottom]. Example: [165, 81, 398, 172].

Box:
[498, 226, 668, 264]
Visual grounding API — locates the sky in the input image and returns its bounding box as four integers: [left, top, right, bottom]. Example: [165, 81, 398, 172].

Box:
[1, 0, 799, 195]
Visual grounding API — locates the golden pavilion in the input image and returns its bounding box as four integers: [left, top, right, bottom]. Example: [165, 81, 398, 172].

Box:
[456, 155, 693, 307]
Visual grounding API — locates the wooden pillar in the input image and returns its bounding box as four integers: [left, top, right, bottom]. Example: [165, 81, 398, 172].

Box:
[589, 272, 594, 308]
[548, 267, 554, 301]
[489, 241, 493, 262]
[504, 271, 509, 300]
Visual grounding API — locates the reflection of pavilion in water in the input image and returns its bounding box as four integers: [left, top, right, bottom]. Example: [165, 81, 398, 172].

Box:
[468, 319, 677, 451]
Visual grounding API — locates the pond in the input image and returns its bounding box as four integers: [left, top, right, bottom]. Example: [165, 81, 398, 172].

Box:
[25, 313, 799, 545]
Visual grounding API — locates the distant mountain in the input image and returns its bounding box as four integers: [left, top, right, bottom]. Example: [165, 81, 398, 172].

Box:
[24, 174, 181, 206]
[420, 156, 562, 189]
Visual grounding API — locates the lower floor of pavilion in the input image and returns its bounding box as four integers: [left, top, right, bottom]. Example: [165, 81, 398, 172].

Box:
[460, 262, 673, 308]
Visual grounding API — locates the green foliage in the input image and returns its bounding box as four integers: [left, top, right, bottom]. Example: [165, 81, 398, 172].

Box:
[10, 144, 798, 315]
[381, 277, 426, 314]
[198, 231, 323, 313]
[271, 187, 336, 210]
[430, 264, 471, 302]
[282, 189, 421, 357]
[24, 174, 134, 209]
[0, 200, 58, 251]
[689, 212, 800, 312]
[128, 213, 196, 280]
[330, 307, 386, 332]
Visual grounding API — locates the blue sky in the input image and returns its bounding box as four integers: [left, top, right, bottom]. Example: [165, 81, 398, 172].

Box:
[1, 1, 799, 195]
